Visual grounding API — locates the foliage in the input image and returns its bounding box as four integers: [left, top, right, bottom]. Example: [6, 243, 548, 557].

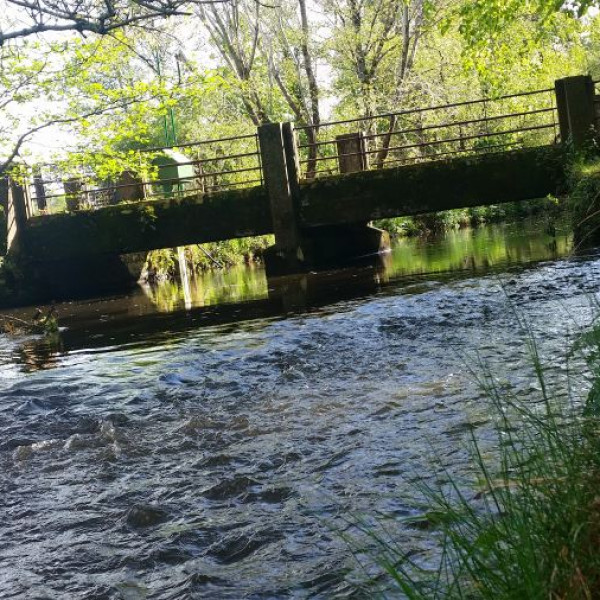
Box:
[145, 235, 273, 281]
[376, 196, 563, 238]
[566, 158, 600, 248]
[348, 315, 600, 599]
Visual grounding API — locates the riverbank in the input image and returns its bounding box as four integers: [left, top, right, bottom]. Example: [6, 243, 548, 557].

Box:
[144, 235, 273, 282]
[567, 158, 600, 249]
[359, 307, 600, 598]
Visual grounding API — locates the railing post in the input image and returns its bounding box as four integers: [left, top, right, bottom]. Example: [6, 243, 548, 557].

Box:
[5, 178, 28, 255]
[258, 122, 305, 273]
[33, 167, 47, 212]
[113, 171, 145, 205]
[64, 178, 83, 211]
[336, 132, 369, 174]
[555, 75, 596, 150]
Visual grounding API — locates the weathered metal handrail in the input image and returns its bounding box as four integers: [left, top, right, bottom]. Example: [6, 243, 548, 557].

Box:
[21, 80, 574, 214]
[294, 86, 557, 179]
[27, 130, 264, 213]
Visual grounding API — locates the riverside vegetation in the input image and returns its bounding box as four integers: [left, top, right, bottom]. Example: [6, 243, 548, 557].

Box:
[353, 319, 600, 599]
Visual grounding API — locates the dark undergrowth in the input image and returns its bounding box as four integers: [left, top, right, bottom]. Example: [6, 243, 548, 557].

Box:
[144, 235, 273, 281]
[569, 159, 600, 250]
[375, 196, 564, 238]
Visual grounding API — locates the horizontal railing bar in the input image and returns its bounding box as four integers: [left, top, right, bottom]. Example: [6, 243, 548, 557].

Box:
[30, 153, 261, 185]
[299, 155, 339, 165]
[379, 140, 526, 167]
[384, 143, 555, 169]
[301, 170, 338, 179]
[297, 139, 338, 150]
[204, 178, 264, 190]
[194, 165, 262, 178]
[33, 168, 264, 200]
[362, 107, 557, 141]
[362, 122, 555, 156]
[139, 133, 258, 153]
[196, 150, 260, 164]
[294, 87, 555, 131]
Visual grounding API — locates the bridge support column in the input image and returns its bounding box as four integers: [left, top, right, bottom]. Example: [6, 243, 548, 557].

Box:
[259, 122, 390, 275]
[555, 75, 597, 150]
[258, 122, 306, 275]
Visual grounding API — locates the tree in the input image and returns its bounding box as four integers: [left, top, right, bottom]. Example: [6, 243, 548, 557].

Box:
[197, 0, 271, 126]
[260, 0, 323, 176]
[0, 0, 231, 174]
[0, 0, 216, 45]
[457, 0, 598, 48]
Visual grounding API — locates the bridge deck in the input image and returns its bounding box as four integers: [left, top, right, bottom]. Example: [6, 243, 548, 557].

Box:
[22, 146, 565, 262]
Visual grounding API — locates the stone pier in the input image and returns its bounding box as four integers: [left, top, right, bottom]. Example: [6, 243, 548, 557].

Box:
[555, 75, 597, 149]
[3, 175, 146, 300]
[258, 123, 390, 276]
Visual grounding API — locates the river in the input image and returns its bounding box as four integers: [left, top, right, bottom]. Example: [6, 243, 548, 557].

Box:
[1, 219, 598, 598]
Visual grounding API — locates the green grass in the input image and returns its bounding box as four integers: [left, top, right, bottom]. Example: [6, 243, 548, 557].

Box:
[375, 196, 563, 239]
[568, 158, 600, 249]
[350, 317, 600, 599]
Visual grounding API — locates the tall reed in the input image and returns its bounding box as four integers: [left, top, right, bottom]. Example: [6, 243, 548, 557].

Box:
[352, 316, 600, 599]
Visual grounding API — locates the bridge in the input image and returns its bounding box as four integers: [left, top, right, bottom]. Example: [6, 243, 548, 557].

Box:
[1, 75, 596, 299]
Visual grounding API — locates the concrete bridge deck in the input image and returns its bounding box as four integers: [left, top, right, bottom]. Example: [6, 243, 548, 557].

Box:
[22, 145, 564, 262]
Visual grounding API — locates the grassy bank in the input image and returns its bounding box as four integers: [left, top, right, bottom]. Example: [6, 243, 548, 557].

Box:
[375, 196, 564, 238]
[568, 159, 600, 249]
[145, 235, 273, 281]
[351, 316, 600, 599]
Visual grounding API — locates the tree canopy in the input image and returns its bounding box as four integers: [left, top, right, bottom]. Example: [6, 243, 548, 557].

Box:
[2, 0, 600, 177]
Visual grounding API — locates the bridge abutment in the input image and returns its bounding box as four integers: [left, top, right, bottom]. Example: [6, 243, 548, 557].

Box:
[258, 123, 390, 276]
[1, 177, 145, 300]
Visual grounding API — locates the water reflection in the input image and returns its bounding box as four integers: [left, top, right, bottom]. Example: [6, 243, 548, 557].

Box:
[7, 337, 62, 373]
[142, 264, 268, 311]
[5, 218, 573, 371]
[386, 221, 570, 278]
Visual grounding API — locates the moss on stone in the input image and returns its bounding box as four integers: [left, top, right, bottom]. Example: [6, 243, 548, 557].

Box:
[23, 185, 272, 261]
[299, 147, 566, 226]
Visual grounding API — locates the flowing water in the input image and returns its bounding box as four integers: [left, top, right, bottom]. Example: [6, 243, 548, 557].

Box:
[0, 219, 598, 599]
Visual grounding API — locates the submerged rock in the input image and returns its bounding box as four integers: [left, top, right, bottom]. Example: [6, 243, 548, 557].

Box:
[125, 504, 169, 528]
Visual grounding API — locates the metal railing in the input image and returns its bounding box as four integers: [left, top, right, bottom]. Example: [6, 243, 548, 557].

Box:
[26, 132, 263, 215]
[294, 87, 559, 179]
[22, 85, 564, 215]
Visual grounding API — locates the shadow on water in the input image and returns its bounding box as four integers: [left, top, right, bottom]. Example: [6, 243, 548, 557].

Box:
[7, 218, 574, 369]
